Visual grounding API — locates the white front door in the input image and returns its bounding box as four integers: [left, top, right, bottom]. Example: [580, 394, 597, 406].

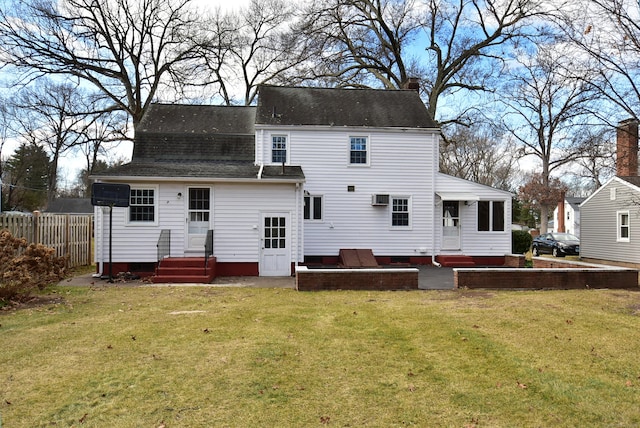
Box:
[186, 187, 211, 251]
[442, 201, 461, 250]
[260, 213, 291, 276]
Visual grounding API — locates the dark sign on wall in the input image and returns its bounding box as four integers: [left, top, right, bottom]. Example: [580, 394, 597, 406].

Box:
[91, 183, 131, 207]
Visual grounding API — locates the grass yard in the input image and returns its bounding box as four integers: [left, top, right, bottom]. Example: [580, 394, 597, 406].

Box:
[2, 285, 640, 427]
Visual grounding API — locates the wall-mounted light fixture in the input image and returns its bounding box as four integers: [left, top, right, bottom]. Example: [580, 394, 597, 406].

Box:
[177, 192, 182, 199]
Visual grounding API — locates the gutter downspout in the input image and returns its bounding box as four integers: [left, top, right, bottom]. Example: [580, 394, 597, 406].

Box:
[257, 163, 264, 180]
[432, 132, 441, 268]
[295, 183, 301, 271]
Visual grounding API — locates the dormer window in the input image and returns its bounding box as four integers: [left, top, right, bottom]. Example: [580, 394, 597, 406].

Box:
[272, 135, 287, 163]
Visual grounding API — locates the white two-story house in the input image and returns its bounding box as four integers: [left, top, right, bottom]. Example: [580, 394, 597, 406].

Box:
[92, 85, 512, 280]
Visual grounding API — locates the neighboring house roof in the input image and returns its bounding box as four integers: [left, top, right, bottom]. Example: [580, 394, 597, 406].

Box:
[565, 197, 585, 210]
[45, 198, 94, 214]
[256, 85, 438, 128]
[618, 176, 640, 188]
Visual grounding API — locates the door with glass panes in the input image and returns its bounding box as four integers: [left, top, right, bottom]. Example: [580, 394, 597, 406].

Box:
[259, 213, 290, 276]
[186, 187, 211, 251]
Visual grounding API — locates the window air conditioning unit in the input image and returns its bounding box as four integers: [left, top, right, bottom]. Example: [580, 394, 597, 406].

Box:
[371, 194, 390, 206]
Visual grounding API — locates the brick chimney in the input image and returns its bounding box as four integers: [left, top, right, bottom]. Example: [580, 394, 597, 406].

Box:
[403, 77, 420, 91]
[557, 191, 565, 233]
[616, 118, 639, 177]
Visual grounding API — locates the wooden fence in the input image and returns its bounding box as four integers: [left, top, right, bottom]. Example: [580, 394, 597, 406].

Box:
[0, 212, 93, 268]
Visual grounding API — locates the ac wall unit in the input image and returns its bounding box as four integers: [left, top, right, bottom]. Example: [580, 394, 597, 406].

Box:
[371, 194, 390, 206]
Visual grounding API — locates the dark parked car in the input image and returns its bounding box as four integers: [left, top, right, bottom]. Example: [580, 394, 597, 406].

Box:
[532, 232, 580, 257]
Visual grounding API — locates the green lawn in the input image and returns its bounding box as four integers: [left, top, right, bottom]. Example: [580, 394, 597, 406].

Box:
[2, 285, 640, 427]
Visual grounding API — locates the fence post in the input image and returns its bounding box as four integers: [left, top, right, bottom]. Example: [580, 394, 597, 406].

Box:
[33, 210, 40, 244]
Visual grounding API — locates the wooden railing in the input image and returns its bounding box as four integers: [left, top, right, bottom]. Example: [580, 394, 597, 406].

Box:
[0, 212, 93, 268]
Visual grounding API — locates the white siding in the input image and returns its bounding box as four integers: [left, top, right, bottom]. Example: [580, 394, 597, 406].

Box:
[95, 181, 301, 265]
[435, 174, 512, 256]
[95, 182, 186, 264]
[212, 182, 300, 263]
[581, 179, 640, 263]
[552, 202, 581, 237]
[257, 126, 439, 256]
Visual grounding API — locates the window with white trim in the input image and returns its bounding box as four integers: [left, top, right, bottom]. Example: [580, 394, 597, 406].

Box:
[391, 196, 411, 228]
[478, 201, 505, 231]
[304, 195, 323, 220]
[271, 135, 287, 163]
[618, 211, 630, 242]
[349, 136, 368, 165]
[129, 188, 156, 223]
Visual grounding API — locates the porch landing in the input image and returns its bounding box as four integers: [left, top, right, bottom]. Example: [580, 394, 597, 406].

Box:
[152, 257, 216, 283]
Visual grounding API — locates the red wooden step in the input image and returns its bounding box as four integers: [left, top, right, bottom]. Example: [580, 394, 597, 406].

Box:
[436, 255, 476, 267]
[152, 257, 216, 283]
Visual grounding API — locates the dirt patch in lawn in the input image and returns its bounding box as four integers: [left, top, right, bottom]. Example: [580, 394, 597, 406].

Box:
[0, 294, 67, 313]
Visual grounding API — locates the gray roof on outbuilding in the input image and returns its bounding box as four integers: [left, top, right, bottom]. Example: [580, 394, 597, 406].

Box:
[45, 198, 94, 214]
[256, 85, 437, 128]
[565, 197, 585, 209]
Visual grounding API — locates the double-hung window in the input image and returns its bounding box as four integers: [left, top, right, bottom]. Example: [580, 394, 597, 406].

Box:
[391, 197, 411, 228]
[349, 136, 368, 165]
[129, 187, 156, 223]
[304, 195, 323, 220]
[618, 211, 630, 242]
[478, 201, 505, 232]
[272, 135, 287, 163]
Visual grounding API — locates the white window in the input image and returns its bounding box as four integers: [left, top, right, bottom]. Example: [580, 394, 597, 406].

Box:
[304, 195, 323, 220]
[617, 211, 630, 242]
[391, 196, 411, 228]
[128, 187, 157, 224]
[610, 187, 617, 201]
[349, 136, 368, 165]
[271, 135, 287, 163]
[477, 201, 505, 232]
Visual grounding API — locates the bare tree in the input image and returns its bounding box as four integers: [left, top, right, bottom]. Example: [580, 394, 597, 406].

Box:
[501, 45, 600, 232]
[0, 0, 211, 129]
[7, 78, 126, 203]
[205, 0, 315, 105]
[570, 127, 616, 192]
[440, 120, 519, 191]
[558, 0, 640, 121]
[301, 0, 545, 124]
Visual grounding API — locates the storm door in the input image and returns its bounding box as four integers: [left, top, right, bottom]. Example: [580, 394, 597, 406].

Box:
[442, 201, 461, 250]
[186, 187, 211, 251]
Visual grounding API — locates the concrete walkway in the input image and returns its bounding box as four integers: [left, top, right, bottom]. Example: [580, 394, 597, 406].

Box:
[59, 266, 455, 290]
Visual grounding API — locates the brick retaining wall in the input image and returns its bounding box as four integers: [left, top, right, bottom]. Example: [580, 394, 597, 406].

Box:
[455, 266, 638, 289]
[296, 266, 419, 291]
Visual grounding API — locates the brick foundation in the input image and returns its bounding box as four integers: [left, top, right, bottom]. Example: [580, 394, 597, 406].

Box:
[296, 266, 419, 291]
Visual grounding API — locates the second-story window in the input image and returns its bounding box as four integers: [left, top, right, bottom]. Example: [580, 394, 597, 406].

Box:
[350, 136, 368, 165]
[272, 135, 287, 163]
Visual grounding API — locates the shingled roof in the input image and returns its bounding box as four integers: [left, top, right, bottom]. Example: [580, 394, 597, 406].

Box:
[132, 104, 256, 163]
[94, 86, 436, 182]
[256, 85, 437, 128]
